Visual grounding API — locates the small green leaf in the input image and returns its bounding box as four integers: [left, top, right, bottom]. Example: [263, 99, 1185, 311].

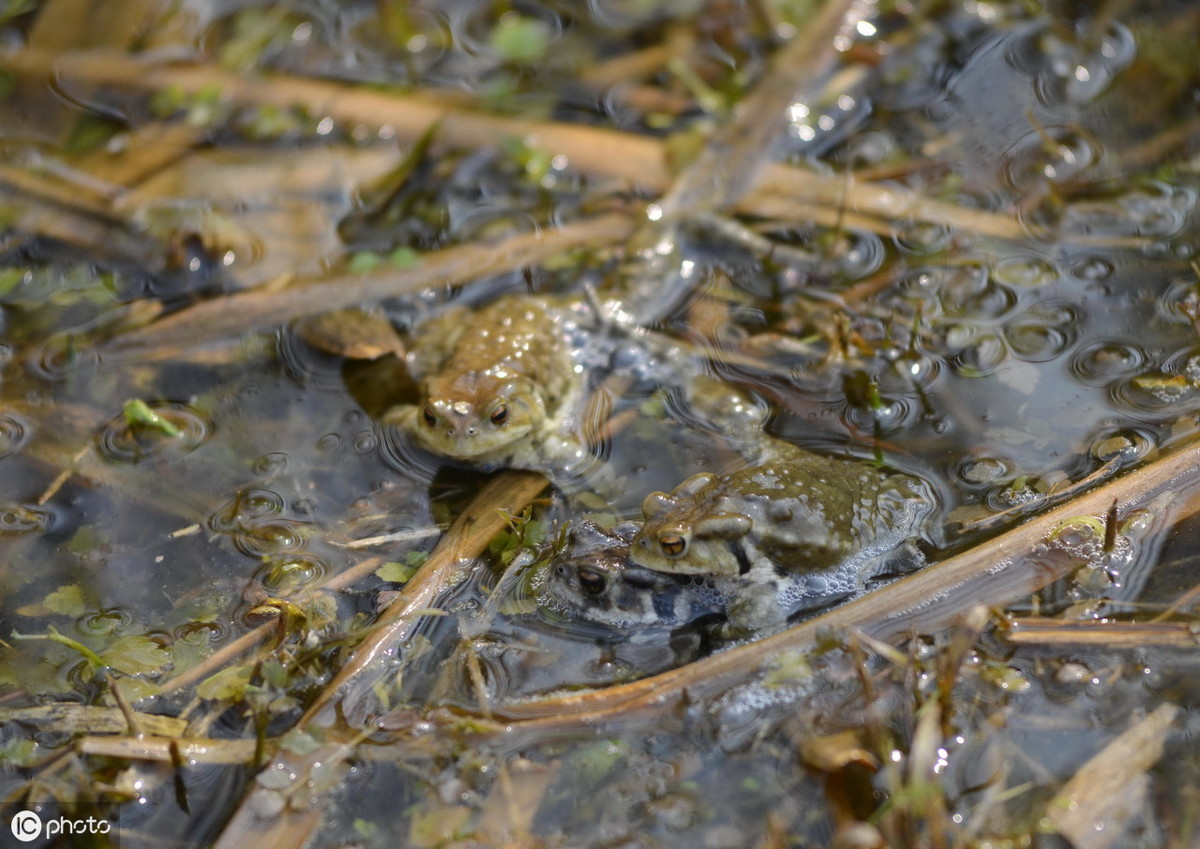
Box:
[0, 268, 27, 298]
[488, 14, 549, 64]
[43, 585, 87, 618]
[197, 664, 254, 701]
[407, 802, 472, 848]
[388, 246, 421, 268]
[0, 738, 38, 768]
[113, 678, 162, 702]
[348, 251, 383, 274]
[66, 525, 107, 555]
[567, 739, 630, 786]
[261, 657, 289, 688]
[521, 519, 548, 547]
[982, 662, 1031, 693]
[149, 83, 188, 118]
[280, 728, 321, 756]
[102, 635, 171, 676]
[122, 399, 182, 437]
[762, 650, 813, 689]
[376, 560, 420, 583]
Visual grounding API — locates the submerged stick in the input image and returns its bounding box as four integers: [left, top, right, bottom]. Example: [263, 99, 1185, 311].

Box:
[1003, 618, 1200, 648]
[1045, 703, 1178, 848]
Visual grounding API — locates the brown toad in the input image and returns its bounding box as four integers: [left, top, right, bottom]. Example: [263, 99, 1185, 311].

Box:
[628, 440, 934, 632]
[387, 294, 595, 477]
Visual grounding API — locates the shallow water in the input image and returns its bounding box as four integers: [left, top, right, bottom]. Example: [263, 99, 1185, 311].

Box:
[1, 1, 1199, 847]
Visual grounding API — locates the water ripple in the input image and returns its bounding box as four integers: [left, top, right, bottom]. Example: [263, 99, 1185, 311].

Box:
[0, 413, 31, 460]
[98, 403, 210, 462]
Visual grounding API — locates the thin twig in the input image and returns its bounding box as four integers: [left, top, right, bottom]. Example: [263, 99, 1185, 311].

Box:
[78, 735, 256, 764]
[1151, 577, 1200, 623]
[1003, 618, 1200, 648]
[301, 471, 547, 725]
[1045, 703, 1178, 846]
[102, 213, 638, 359]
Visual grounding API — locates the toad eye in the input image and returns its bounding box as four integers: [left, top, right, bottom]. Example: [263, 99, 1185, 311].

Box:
[421, 405, 437, 427]
[658, 534, 687, 557]
[577, 567, 607, 597]
[489, 404, 509, 426]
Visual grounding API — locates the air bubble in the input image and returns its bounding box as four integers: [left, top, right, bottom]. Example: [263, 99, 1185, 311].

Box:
[937, 267, 1016, 321]
[1110, 374, 1192, 415]
[893, 219, 952, 256]
[1061, 181, 1196, 240]
[174, 620, 230, 645]
[1070, 340, 1146, 386]
[256, 554, 328, 593]
[948, 332, 1007, 378]
[1088, 428, 1155, 466]
[353, 431, 379, 453]
[209, 488, 285, 533]
[0, 503, 54, 534]
[1005, 322, 1070, 362]
[992, 256, 1059, 288]
[0, 413, 30, 460]
[1156, 276, 1200, 326]
[233, 520, 309, 558]
[1069, 255, 1114, 281]
[28, 333, 101, 382]
[1111, 348, 1200, 416]
[954, 455, 1013, 487]
[984, 480, 1047, 512]
[1006, 20, 1136, 107]
[839, 394, 916, 436]
[253, 452, 290, 477]
[894, 352, 941, 389]
[1002, 126, 1099, 191]
[79, 608, 133, 636]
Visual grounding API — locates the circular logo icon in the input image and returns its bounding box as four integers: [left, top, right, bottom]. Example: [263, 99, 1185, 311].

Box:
[11, 810, 42, 842]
